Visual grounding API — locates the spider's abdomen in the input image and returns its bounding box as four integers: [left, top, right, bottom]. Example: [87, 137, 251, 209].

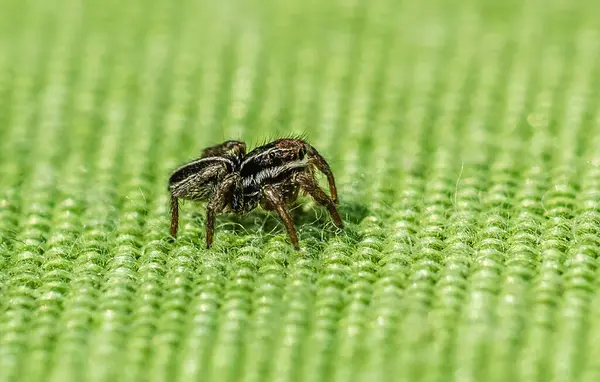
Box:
[168, 157, 235, 200]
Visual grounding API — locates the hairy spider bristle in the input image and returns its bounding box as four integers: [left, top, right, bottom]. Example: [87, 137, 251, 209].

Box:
[250, 131, 310, 149]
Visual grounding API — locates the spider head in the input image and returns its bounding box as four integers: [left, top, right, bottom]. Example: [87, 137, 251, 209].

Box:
[273, 138, 307, 160]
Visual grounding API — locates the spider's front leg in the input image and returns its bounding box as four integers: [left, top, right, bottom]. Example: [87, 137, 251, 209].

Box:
[262, 185, 300, 250]
[205, 173, 241, 248]
[296, 172, 344, 229]
[306, 145, 339, 204]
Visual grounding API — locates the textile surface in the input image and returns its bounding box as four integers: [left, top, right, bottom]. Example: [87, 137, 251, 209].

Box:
[1, 0, 600, 381]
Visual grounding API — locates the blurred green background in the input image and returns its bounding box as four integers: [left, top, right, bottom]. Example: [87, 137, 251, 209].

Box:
[1, 0, 600, 381]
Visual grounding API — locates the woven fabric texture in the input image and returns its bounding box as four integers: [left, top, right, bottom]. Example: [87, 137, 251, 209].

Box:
[1, 0, 600, 381]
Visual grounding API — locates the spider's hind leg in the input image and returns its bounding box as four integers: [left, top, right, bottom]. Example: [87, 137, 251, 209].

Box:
[205, 173, 242, 248]
[170, 194, 179, 237]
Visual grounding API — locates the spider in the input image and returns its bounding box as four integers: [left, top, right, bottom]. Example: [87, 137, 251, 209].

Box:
[168, 138, 344, 250]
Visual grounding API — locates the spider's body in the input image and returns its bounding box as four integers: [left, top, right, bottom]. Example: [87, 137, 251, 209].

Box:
[168, 138, 343, 250]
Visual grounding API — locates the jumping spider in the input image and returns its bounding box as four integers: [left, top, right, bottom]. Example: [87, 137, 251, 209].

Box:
[168, 138, 344, 250]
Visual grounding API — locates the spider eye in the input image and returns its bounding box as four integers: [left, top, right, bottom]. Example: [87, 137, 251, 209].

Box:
[299, 146, 307, 158]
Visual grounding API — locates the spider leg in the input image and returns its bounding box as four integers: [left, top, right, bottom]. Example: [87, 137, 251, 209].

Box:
[205, 173, 241, 248]
[262, 185, 300, 250]
[205, 204, 217, 249]
[296, 172, 344, 229]
[170, 194, 179, 237]
[307, 145, 339, 204]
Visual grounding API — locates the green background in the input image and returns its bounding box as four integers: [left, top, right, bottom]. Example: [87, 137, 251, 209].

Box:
[1, 0, 600, 381]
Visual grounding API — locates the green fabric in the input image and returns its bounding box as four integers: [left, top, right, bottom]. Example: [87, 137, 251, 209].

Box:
[1, 0, 600, 381]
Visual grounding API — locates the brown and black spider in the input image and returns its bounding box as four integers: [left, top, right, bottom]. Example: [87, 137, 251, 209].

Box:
[168, 138, 344, 250]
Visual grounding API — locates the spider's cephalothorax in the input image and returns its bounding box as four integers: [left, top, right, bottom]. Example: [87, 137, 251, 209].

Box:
[168, 138, 343, 250]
